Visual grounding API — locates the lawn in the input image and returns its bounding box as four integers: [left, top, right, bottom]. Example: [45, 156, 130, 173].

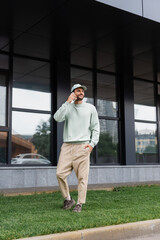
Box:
[1, 185, 160, 240]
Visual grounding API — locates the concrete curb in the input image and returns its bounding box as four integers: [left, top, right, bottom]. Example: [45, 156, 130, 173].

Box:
[2, 182, 160, 196]
[17, 219, 160, 240]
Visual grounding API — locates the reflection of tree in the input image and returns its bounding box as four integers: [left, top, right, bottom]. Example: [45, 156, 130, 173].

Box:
[31, 119, 50, 159]
[98, 132, 117, 157]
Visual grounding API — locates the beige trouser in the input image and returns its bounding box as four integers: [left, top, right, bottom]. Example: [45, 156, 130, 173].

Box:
[56, 143, 91, 204]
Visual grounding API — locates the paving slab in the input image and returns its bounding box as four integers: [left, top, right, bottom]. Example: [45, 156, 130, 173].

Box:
[129, 234, 160, 240]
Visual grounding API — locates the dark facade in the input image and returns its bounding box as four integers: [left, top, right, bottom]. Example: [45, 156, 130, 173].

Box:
[1, 0, 160, 167]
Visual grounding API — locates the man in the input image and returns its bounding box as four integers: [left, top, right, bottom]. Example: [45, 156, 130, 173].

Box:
[54, 83, 100, 212]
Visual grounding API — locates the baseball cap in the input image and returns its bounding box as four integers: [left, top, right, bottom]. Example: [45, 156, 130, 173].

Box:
[71, 83, 87, 92]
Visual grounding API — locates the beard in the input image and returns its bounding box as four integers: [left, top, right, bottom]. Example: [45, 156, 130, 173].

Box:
[76, 95, 84, 101]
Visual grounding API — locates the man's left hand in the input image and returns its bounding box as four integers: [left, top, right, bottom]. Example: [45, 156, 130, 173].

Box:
[84, 144, 93, 152]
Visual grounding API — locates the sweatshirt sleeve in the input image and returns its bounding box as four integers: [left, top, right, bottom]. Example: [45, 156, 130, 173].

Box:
[89, 107, 100, 148]
[53, 101, 70, 122]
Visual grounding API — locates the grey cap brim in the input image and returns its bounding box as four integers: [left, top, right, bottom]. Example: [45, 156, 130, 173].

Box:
[71, 84, 87, 92]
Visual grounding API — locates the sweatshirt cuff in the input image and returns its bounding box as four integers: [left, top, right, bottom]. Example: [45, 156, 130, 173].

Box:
[89, 142, 95, 148]
[65, 101, 70, 105]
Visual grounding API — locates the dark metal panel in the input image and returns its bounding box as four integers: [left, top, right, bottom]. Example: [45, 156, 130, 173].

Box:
[50, 59, 56, 166]
[116, 29, 136, 165]
[53, 59, 71, 164]
[7, 42, 13, 165]
[51, 3, 71, 165]
[92, 43, 97, 164]
[154, 46, 160, 163]
[157, 95, 160, 163]
[123, 72, 136, 165]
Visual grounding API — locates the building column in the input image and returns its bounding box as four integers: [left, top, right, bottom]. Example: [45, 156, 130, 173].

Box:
[51, 6, 70, 165]
[116, 29, 136, 165]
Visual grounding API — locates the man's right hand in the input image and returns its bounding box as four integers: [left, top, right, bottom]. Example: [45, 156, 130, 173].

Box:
[67, 93, 77, 103]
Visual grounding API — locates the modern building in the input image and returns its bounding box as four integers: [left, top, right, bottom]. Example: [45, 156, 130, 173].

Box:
[1, 0, 160, 190]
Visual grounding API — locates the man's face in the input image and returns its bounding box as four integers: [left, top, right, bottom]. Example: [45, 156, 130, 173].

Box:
[74, 87, 85, 100]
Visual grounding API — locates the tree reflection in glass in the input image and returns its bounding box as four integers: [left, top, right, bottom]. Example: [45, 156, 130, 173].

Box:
[97, 119, 118, 164]
[12, 112, 51, 165]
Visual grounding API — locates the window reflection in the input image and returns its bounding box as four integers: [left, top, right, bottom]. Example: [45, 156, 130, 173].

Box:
[0, 75, 7, 126]
[13, 88, 51, 111]
[134, 80, 156, 121]
[71, 67, 94, 104]
[134, 104, 156, 121]
[0, 132, 8, 165]
[13, 58, 51, 111]
[97, 119, 119, 164]
[158, 84, 160, 94]
[0, 54, 9, 70]
[96, 35, 116, 72]
[97, 73, 117, 117]
[158, 73, 160, 83]
[133, 50, 153, 81]
[12, 112, 51, 165]
[135, 122, 158, 163]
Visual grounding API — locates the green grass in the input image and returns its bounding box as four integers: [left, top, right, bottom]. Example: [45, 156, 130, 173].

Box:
[1, 185, 160, 240]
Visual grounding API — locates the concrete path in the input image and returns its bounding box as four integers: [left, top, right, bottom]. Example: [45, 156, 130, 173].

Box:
[16, 219, 160, 240]
[130, 234, 160, 240]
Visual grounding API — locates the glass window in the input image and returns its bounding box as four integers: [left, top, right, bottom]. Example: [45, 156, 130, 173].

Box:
[158, 84, 160, 94]
[0, 132, 8, 165]
[134, 80, 156, 121]
[133, 50, 153, 81]
[0, 74, 7, 126]
[0, 37, 9, 52]
[97, 73, 117, 117]
[96, 35, 115, 73]
[11, 112, 51, 165]
[0, 54, 9, 70]
[71, 68, 93, 104]
[13, 58, 51, 111]
[71, 47, 92, 68]
[97, 119, 119, 164]
[135, 122, 158, 163]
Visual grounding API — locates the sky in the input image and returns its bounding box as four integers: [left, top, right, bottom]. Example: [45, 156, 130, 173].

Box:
[12, 89, 51, 135]
[13, 88, 51, 111]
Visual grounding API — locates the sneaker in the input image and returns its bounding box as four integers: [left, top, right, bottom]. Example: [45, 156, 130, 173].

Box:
[63, 198, 75, 209]
[72, 204, 82, 212]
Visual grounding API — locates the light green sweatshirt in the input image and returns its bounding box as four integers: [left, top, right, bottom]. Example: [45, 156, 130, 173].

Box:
[54, 101, 100, 148]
